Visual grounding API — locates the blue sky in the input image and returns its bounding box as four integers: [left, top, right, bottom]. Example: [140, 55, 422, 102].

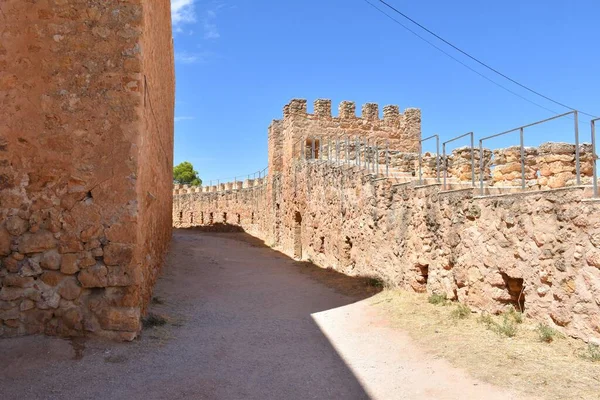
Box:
[171, 0, 600, 183]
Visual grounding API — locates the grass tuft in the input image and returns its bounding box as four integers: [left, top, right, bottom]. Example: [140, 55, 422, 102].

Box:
[367, 277, 384, 288]
[506, 306, 524, 324]
[142, 313, 168, 328]
[581, 343, 600, 362]
[536, 323, 560, 343]
[428, 293, 447, 305]
[479, 312, 517, 337]
[451, 303, 471, 320]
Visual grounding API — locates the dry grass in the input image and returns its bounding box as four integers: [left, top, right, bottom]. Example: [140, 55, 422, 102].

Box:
[371, 290, 600, 400]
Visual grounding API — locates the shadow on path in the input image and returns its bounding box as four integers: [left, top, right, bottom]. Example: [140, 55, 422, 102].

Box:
[0, 229, 381, 400]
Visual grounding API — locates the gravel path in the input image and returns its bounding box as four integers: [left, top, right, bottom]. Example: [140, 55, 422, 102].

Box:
[0, 230, 529, 399]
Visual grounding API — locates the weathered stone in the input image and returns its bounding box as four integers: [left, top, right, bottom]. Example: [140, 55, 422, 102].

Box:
[19, 299, 35, 311]
[18, 231, 56, 254]
[60, 253, 79, 275]
[58, 233, 83, 254]
[40, 249, 61, 270]
[58, 278, 82, 301]
[3, 274, 34, 288]
[60, 308, 83, 330]
[107, 265, 141, 287]
[37, 289, 61, 310]
[97, 307, 141, 332]
[77, 264, 108, 288]
[0, 227, 12, 256]
[40, 271, 65, 287]
[0, 306, 19, 320]
[0, 287, 24, 301]
[18, 258, 43, 277]
[6, 216, 29, 236]
[586, 250, 600, 268]
[103, 243, 134, 266]
[78, 251, 96, 268]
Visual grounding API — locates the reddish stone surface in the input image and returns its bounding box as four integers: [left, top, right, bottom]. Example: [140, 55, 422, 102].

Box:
[0, 0, 174, 340]
[174, 99, 600, 342]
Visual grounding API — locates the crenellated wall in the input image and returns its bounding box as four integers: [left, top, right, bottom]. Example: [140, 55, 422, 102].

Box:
[0, 0, 174, 340]
[173, 99, 600, 342]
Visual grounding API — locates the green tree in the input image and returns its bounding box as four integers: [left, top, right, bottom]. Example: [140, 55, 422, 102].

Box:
[173, 161, 202, 186]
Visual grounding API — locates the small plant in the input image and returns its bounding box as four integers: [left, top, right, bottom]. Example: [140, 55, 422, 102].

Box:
[428, 293, 447, 305]
[451, 303, 471, 320]
[581, 343, 600, 362]
[506, 306, 524, 324]
[478, 312, 517, 337]
[536, 323, 559, 343]
[142, 313, 167, 328]
[478, 312, 494, 326]
[496, 315, 518, 337]
[367, 277, 384, 288]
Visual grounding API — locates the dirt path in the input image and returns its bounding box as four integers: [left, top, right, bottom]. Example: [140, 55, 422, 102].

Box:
[0, 230, 530, 399]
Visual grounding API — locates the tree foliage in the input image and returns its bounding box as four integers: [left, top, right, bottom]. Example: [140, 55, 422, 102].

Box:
[173, 161, 202, 186]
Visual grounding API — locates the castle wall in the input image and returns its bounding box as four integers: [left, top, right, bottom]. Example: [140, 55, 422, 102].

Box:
[172, 99, 600, 341]
[0, 0, 174, 340]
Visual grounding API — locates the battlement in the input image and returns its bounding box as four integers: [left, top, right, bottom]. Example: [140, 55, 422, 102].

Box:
[173, 178, 266, 195]
[282, 98, 416, 124]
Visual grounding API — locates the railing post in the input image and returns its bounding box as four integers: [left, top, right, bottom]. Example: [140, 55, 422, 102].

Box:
[520, 127, 525, 190]
[443, 143, 447, 191]
[574, 110, 581, 185]
[385, 140, 389, 177]
[436, 135, 440, 183]
[418, 138, 423, 185]
[318, 136, 323, 162]
[345, 136, 349, 165]
[479, 140, 484, 196]
[470, 132, 475, 187]
[376, 142, 379, 175]
[363, 138, 371, 174]
[593, 119, 598, 198]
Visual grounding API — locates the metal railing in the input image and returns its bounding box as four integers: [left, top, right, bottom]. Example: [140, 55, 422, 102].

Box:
[478, 111, 579, 196]
[442, 132, 474, 190]
[198, 111, 589, 196]
[299, 135, 389, 177]
[418, 134, 440, 185]
[592, 118, 600, 198]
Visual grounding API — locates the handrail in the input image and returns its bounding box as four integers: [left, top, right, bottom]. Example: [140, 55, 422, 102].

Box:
[442, 132, 474, 190]
[418, 134, 440, 185]
[478, 111, 579, 195]
[592, 118, 600, 198]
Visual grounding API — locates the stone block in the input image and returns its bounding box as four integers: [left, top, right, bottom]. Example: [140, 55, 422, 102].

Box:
[97, 307, 141, 332]
[18, 230, 56, 254]
[103, 243, 134, 266]
[78, 264, 108, 288]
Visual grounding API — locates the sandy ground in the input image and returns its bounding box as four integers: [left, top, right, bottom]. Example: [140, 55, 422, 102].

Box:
[0, 230, 530, 400]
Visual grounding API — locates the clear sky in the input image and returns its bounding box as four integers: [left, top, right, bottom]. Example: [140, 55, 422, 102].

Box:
[171, 0, 600, 183]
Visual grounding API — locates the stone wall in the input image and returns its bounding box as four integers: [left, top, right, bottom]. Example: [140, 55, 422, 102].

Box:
[491, 143, 594, 189]
[173, 99, 600, 342]
[0, 0, 174, 340]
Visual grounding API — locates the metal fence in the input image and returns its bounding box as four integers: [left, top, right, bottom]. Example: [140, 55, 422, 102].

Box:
[442, 132, 474, 190]
[198, 111, 596, 196]
[418, 134, 440, 185]
[592, 117, 600, 198]
[478, 111, 579, 195]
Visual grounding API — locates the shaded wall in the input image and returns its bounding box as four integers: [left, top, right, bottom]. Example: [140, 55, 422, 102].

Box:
[0, 0, 174, 340]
